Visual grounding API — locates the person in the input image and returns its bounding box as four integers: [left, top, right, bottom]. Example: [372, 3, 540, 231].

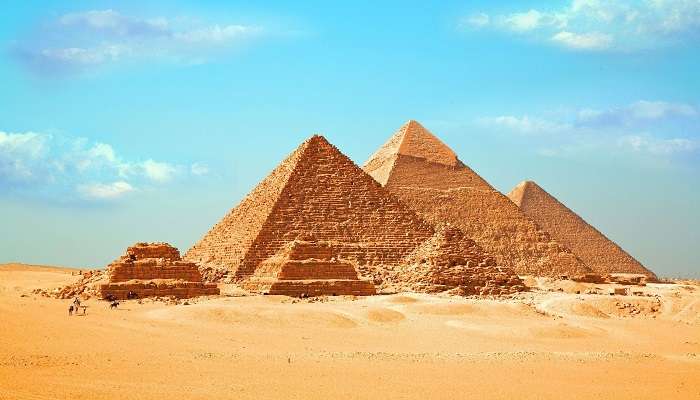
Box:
[69, 305, 74, 316]
[73, 297, 81, 309]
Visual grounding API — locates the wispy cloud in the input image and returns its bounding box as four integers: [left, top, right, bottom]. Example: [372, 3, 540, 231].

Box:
[14, 9, 263, 75]
[77, 181, 134, 200]
[477, 100, 700, 163]
[462, 0, 700, 51]
[0, 130, 206, 202]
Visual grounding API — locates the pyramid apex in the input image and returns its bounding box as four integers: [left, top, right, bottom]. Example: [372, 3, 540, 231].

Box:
[363, 120, 459, 177]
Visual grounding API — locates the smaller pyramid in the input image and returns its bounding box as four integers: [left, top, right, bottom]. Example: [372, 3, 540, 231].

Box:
[389, 227, 526, 296]
[363, 120, 590, 277]
[100, 243, 220, 300]
[507, 181, 656, 278]
[241, 239, 376, 297]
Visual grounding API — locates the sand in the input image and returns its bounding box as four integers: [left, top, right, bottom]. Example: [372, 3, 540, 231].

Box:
[1, 263, 699, 399]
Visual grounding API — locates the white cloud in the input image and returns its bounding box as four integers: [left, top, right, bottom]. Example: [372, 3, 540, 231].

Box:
[618, 135, 699, 155]
[77, 181, 134, 200]
[476, 100, 700, 164]
[577, 100, 699, 127]
[0, 130, 208, 201]
[465, 0, 700, 51]
[504, 10, 546, 32]
[59, 9, 169, 37]
[478, 115, 571, 135]
[190, 162, 209, 176]
[0, 131, 51, 182]
[174, 25, 259, 44]
[141, 159, 177, 183]
[16, 10, 262, 74]
[465, 13, 490, 28]
[551, 31, 612, 50]
[39, 45, 131, 66]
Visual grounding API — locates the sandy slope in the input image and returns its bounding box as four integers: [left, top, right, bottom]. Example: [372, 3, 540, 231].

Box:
[0, 264, 698, 399]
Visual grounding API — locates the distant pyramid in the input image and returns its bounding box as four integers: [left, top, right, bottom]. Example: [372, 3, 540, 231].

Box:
[363, 120, 590, 277]
[507, 180, 656, 278]
[185, 135, 502, 288]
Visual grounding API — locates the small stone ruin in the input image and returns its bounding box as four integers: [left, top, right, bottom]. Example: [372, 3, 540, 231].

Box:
[241, 239, 376, 296]
[99, 242, 219, 300]
[388, 226, 527, 296]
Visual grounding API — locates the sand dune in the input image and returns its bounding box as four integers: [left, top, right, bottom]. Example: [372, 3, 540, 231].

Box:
[1, 264, 699, 399]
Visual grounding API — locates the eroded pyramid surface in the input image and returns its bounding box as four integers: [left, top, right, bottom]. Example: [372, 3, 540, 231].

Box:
[508, 180, 656, 278]
[389, 226, 526, 296]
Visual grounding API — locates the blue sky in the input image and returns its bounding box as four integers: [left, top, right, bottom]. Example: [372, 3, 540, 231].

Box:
[1, 0, 698, 277]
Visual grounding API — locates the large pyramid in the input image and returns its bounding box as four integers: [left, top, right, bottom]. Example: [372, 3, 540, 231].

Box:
[185, 135, 502, 287]
[507, 180, 656, 278]
[363, 120, 590, 277]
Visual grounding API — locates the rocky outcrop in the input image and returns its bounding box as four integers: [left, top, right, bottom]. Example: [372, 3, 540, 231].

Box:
[99, 243, 219, 300]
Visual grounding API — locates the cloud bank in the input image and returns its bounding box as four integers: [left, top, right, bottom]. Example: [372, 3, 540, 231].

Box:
[477, 100, 700, 162]
[0, 130, 207, 201]
[14, 9, 262, 75]
[463, 0, 700, 51]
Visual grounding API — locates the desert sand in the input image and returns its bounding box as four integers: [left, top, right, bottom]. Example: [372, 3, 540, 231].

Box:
[1, 263, 698, 399]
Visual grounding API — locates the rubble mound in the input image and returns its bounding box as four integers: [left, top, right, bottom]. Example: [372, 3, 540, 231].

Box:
[363, 120, 589, 277]
[241, 239, 376, 297]
[38, 270, 107, 299]
[99, 243, 219, 300]
[389, 226, 526, 296]
[508, 180, 656, 278]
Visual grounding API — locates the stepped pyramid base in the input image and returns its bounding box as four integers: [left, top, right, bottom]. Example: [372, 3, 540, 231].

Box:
[100, 280, 220, 300]
[242, 278, 376, 297]
[99, 243, 220, 300]
[241, 240, 376, 297]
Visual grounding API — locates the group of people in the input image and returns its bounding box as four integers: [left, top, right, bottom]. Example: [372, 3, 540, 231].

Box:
[68, 297, 84, 316]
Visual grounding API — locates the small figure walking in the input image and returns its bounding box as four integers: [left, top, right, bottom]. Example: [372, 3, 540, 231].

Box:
[69, 305, 74, 316]
[73, 297, 81, 309]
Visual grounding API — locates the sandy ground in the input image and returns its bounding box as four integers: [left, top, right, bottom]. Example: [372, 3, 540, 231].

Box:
[0, 263, 698, 399]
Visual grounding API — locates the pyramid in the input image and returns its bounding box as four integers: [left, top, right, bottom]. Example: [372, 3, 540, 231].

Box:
[391, 226, 526, 296]
[507, 180, 657, 278]
[100, 243, 220, 300]
[363, 120, 590, 277]
[241, 239, 376, 296]
[185, 135, 440, 280]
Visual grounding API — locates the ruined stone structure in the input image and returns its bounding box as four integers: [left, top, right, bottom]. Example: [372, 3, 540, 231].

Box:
[363, 120, 590, 277]
[241, 239, 376, 296]
[391, 226, 526, 295]
[100, 243, 219, 300]
[507, 180, 657, 278]
[186, 134, 525, 296]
